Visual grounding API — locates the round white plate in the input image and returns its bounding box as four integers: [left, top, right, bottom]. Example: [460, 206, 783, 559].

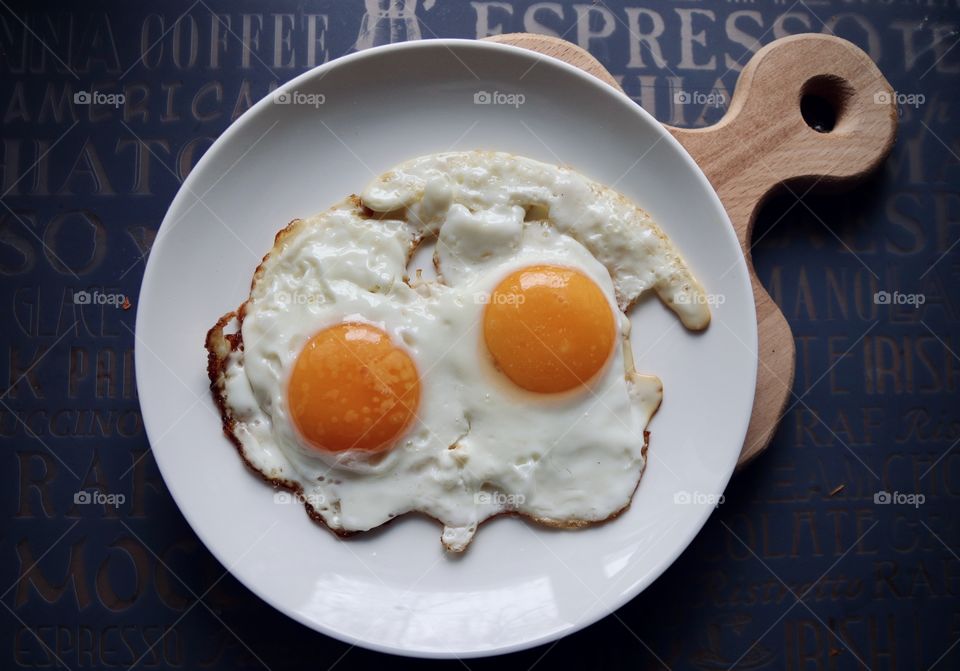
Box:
[137, 39, 757, 658]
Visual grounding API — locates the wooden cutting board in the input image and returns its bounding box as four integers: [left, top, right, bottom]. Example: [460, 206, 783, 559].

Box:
[485, 33, 897, 467]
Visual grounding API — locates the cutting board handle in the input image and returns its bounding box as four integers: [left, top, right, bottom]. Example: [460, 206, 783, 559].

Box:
[485, 33, 897, 467]
[663, 34, 897, 246]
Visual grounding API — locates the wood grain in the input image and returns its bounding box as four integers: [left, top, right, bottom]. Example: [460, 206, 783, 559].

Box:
[485, 33, 897, 467]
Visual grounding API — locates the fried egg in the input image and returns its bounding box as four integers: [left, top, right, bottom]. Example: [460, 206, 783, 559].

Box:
[206, 151, 710, 551]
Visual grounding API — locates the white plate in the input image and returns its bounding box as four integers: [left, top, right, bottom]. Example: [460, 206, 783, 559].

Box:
[136, 39, 757, 658]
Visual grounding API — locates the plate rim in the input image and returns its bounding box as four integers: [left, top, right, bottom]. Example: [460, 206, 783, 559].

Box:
[136, 37, 758, 659]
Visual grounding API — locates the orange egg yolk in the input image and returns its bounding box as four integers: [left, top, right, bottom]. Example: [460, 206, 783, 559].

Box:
[483, 264, 616, 393]
[288, 322, 420, 453]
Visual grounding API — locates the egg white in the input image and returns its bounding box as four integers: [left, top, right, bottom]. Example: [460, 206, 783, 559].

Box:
[213, 151, 709, 551]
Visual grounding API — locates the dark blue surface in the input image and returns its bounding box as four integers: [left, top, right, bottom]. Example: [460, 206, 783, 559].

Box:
[2, 1, 959, 669]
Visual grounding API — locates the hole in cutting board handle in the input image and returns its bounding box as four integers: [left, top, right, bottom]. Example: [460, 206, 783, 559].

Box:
[799, 74, 852, 133]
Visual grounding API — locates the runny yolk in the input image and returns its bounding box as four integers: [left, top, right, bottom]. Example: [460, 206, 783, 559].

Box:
[288, 322, 420, 453]
[483, 264, 616, 394]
